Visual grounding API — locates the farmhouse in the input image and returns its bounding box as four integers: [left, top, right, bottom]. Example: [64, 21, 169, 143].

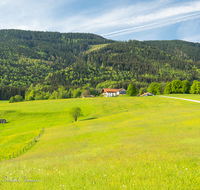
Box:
[140, 92, 154, 96]
[101, 88, 127, 97]
[0, 119, 6, 124]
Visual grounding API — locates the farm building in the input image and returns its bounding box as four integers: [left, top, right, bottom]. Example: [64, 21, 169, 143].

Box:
[101, 88, 127, 97]
[82, 95, 95, 98]
[0, 119, 6, 123]
[140, 92, 154, 96]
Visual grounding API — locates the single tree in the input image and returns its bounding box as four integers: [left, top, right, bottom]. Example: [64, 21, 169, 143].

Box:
[81, 89, 90, 97]
[127, 84, 137, 96]
[171, 80, 182, 93]
[147, 82, 161, 95]
[69, 107, 83, 122]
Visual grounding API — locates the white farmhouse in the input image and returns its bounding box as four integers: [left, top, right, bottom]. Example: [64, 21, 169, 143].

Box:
[101, 88, 127, 97]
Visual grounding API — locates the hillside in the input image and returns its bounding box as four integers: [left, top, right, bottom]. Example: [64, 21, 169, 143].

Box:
[0, 29, 114, 86]
[1, 96, 200, 189]
[146, 40, 200, 62]
[40, 40, 200, 89]
[1, 30, 200, 92]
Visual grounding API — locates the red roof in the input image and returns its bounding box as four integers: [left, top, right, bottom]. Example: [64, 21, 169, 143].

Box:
[140, 92, 154, 96]
[101, 88, 124, 93]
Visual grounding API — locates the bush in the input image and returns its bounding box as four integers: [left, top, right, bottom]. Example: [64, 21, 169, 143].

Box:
[9, 97, 16, 103]
[9, 95, 23, 103]
[28, 96, 35, 101]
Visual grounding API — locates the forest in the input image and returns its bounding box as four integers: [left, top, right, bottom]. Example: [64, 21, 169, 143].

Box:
[146, 40, 200, 62]
[0, 29, 114, 87]
[1, 29, 200, 100]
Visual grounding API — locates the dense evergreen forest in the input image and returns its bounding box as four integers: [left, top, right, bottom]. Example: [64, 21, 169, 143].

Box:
[146, 40, 200, 62]
[1, 29, 200, 99]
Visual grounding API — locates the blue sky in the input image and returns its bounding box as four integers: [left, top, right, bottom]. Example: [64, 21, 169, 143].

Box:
[0, 0, 200, 42]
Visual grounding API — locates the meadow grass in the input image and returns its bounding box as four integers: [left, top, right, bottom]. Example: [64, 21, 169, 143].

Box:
[161, 93, 200, 101]
[86, 44, 110, 53]
[0, 95, 200, 189]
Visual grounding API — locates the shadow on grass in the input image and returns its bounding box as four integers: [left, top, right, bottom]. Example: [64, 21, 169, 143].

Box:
[81, 117, 98, 121]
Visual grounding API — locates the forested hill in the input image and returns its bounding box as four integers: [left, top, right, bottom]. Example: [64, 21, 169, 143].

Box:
[146, 40, 200, 62]
[1, 30, 200, 90]
[41, 40, 200, 89]
[0, 29, 114, 86]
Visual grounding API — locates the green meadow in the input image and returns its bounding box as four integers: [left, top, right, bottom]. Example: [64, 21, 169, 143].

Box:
[86, 44, 109, 53]
[0, 95, 200, 189]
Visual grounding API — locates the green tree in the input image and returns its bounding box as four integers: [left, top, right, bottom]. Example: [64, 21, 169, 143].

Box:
[147, 82, 161, 95]
[14, 95, 23, 102]
[139, 87, 147, 95]
[127, 84, 137, 96]
[9, 95, 23, 103]
[171, 80, 182, 93]
[81, 89, 90, 97]
[73, 88, 82, 98]
[9, 96, 15, 103]
[181, 80, 191, 94]
[190, 80, 197, 94]
[69, 107, 83, 122]
[196, 81, 200, 94]
[164, 82, 172, 94]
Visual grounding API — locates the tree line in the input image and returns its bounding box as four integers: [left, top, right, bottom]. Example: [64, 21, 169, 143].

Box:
[0, 86, 26, 100]
[147, 80, 200, 95]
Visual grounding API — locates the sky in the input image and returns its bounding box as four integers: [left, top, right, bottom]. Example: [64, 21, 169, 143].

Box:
[0, 0, 200, 42]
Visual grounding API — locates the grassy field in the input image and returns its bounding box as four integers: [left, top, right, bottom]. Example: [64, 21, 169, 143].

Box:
[0, 95, 200, 189]
[86, 44, 110, 53]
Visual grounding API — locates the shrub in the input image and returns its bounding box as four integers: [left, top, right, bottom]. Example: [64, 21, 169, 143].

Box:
[9, 97, 16, 103]
[9, 95, 23, 103]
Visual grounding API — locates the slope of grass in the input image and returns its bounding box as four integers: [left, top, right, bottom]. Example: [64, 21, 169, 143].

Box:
[86, 44, 110, 53]
[0, 95, 200, 189]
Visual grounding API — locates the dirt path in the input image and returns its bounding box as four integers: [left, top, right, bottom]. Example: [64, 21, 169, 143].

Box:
[159, 96, 200, 103]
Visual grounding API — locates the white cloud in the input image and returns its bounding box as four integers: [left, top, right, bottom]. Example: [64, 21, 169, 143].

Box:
[54, 0, 200, 39]
[0, 0, 200, 42]
[177, 20, 200, 42]
[100, 1, 200, 37]
[0, 0, 71, 31]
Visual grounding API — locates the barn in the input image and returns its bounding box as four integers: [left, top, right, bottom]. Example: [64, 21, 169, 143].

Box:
[0, 119, 6, 124]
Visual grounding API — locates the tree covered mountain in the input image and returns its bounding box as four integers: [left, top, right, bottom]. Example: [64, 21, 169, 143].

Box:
[1, 29, 200, 96]
[40, 40, 200, 89]
[0, 29, 114, 86]
[146, 40, 200, 62]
